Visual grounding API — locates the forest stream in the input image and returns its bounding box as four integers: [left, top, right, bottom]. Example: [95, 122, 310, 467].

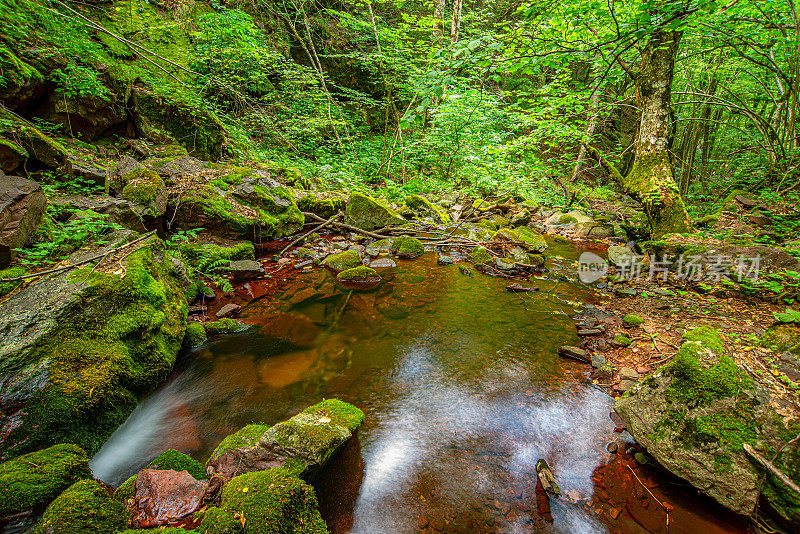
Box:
[84, 243, 749, 534]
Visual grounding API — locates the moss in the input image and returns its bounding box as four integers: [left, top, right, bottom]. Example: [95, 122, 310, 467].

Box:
[665, 341, 751, 408]
[121, 168, 164, 212]
[345, 192, 405, 230]
[198, 506, 244, 534]
[682, 326, 725, 355]
[119, 529, 194, 534]
[405, 194, 450, 223]
[30, 479, 128, 534]
[622, 314, 645, 326]
[113, 473, 137, 503]
[390, 236, 424, 259]
[614, 334, 632, 347]
[0, 444, 91, 516]
[0, 266, 25, 297]
[493, 227, 547, 253]
[184, 321, 207, 347]
[297, 196, 345, 219]
[209, 424, 270, 465]
[322, 249, 361, 273]
[302, 399, 364, 433]
[0, 109, 67, 167]
[470, 246, 493, 264]
[478, 219, 498, 231]
[148, 449, 207, 479]
[3, 242, 188, 458]
[219, 469, 327, 534]
[295, 247, 314, 260]
[562, 215, 578, 224]
[337, 266, 378, 281]
[205, 318, 245, 336]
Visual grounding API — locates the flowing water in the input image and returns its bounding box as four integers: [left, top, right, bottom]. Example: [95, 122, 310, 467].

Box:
[89, 242, 751, 534]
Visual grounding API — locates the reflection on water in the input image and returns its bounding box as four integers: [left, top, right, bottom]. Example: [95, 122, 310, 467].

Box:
[90, 250, 748, 533]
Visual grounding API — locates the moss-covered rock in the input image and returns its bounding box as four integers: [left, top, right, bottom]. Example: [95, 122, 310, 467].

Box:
[390, 236, 424, 259]
[0, 443, 91, 516]
[322, 249, 361, 273]
[148, 449, 207, 480]
[469, 246, 493, 264]
[0, 240, 189, 458]
[405, 195, 450, 223]
[184, 321, 207, 347]
[336, 266, 381, 290]
[622, 314, 644, 326]
[180, 241, 255, 269]
[0, 266, 24, 298]
[117, 168, 167, 217]
[0, 109, 67, 168]
[613, 334, 632, 347]
[208, 424, 271, 467]
[219, 469, 327, 534]
[493, 227, 548, 253]
[30, 479, 128, 534]
[113, 473, 137, 504]
[198, 506, 244, 534]
[345, 192, 405, 230]
[296, 194, 346, 220]
[205, 318, 246, 336]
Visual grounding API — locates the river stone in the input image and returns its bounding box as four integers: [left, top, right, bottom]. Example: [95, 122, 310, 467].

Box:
[0, 175, 46, 268]
[590, 353, 607, 369]
[208, 399, 364, 481]
[345, 191, 405, 230]
[131, 469, 208, 527]
[615, 288, 638, 298]
[619, 367, 639, 381]
[510, 210, 531, 227]
[607, 245, 637, 267]
[370, 257, 397, 268]
[495, 257, 515, 271]
[229, 259, 264, 282]
[405, 194, 449, 223]
[558, 346, 589, 363]
[573, 221, 615, 239]
[437, 254, 453, 265]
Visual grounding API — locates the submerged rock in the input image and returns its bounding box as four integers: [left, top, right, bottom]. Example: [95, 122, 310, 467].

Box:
[345, 192, 404, 230]
[0, 443, 91, 516]
[616, 327, 800, 525]
[573, 221, 614, 239]
[208, 399, 364, 481]
[229, 259, 264, 283]
[30, 479, 128, 534]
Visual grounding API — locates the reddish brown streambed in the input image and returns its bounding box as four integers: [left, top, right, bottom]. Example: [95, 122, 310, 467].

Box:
[90, 246, 752, 534]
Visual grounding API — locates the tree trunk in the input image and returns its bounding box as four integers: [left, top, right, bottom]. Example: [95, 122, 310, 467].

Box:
[624, 29, 692, 237]
[571, 89, 602, 183]
[433, 0, 447, 41]
[450, 0, 462, 44]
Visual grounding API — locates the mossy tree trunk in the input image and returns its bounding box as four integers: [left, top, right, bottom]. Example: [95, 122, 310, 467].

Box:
[624, 29, 693, 238]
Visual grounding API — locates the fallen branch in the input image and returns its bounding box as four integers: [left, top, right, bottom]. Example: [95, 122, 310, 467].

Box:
[745, 443, 800, 497]
[279, 213, 341, 256]
[0, 231, 158, 283]
[302, 212, 389, 240]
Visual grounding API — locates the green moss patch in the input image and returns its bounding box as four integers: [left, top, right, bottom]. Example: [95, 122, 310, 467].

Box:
[198, 506, 244, 534]
[209, 424, 270, 465]
[219, 469, 327, 534]
[390, 236, 424, 259]
[614, 334, 632, 347]
[0, 266, 25, 298]
[148, 449, 207, 479]
[405, 195, 449, 223]
[322, 250, 361, 273]
[337, 266, 379, 281]
[30, 479, 128, 534]
[470, 246, 493, 264]
[205, 318, 245, 336]
[184, 321, 207, 347]
[345, 192, 405, 231]
[493, 227, 547, 253]
[121, 168, 164, 207]
[0, 443, 91, 516]
[622, 314, 644, 326]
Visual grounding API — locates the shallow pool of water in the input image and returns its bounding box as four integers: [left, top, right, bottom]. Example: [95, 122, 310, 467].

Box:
[90, 248, 751, 534]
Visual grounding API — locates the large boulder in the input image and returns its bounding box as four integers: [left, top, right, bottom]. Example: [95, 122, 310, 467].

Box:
[616, 327, 800, 526]
[208, 399, 364, 481]
[0, 238, 189, 459]
[36, 91, 126, 141]
[218, 469, 327, 534]
[0, 443, 91, 516]
[345, 192, 404, 230]
[405, 194, 449, 223]
[130, 469, 208, 528]
[49, 194, 147, 233]
[0, 174, 47, 268]
[492, 227, 548, 253]
[30, 479, 129, 534]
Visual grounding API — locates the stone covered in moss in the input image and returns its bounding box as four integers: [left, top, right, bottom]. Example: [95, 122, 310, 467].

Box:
[30, 479, 128, 534]
[113, 473, 137, 504]
[208, 424, 271, 467]
[614, 334, 632, 347]
[345, 192, 405, 231]
[405, 195, 450, 223]
[0, 266, 24, 298]
[622, 314, 644, 326]
[198, 506, 244, 534]
[336, 266, 381, 290]
[0, 109, 67, 168]
[493, 227, 547, 253]
[470, 246, 493, 264]
[297, 194, 346, 219]
[205, 318, 245, 336]
[184, 321, 207, 347]
[120, 168, 167, 217]
[390, 236, 424, 259]
[0, 240, 189, 458]
[0, 443, 91, 516]
[148, 449, 207, 480]
[322, 249, 361, 273]
[219, 469, 327, 534]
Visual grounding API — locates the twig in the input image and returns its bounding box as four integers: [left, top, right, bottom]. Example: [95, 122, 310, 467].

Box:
[744, 443, 800, 497]
[0, 231, 157, 283]
[331, 290, 353, 328]
[279, 213, 341, 256]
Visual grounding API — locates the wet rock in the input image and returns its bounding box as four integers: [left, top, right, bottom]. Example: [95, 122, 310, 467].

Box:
[296, 193, 346, 219]
[208, 399, 364, 481]
[619, 367, 639, 381]
[615, 288, 637, 298]
[493, 227, 548, 253]
[229, 259, 264, 283]
[66, 157, 107, 185]
[437, 254, 454, 265]
[345, 191, 405, 230]
[595, 362, 614, 380]
[131, 469, 208, 527]
[405, 194, 449, 223]
[558, 346, 589, 363]
[323, 249, 361, 273]
[470, 246, 493, 264]
[30, 479, 128, 534]
[606, 442, 619, 454]
[590, 353, 607, 368]
[0, 175, 46, 268]
[573, 221, 615, 239]
[495, 257, 515, 271]
[510, 210, 531, 227]
[216, 303, 242, 319]
[0, 444, 91, 516]
[337, 266, 381, 290]
[577, 328, 603, 336]
[505, 283, 535, 293]
[391, 235, 424, 259]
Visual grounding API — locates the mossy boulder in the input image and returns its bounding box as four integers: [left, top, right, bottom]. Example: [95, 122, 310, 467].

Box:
[345, 192, 405, 230]
[322, 249, 361, 273]
[148, 449, 207, 480]
[219, 469, 327, 534]
[336, 266, 381, 290]
[0, 109, 67, 168]
[390, 235, 424, 259]
[616, 327, 800, 522]
[118, 168, 167, 218]
[405, 195, 450, 223]
[296, 194, 346, 220]
[613, 334, 632, 347]
[0, 443, 91, 516]
[30, 479, 129, 534]
[493, 227, 547, 253]
[184, 321, 207, 347]
[622, 314, 645, 326]
[470, 246, 493, 264]
[205, 318, 246, 336]
[198, 506, 244, 534]
[209, 399, 364, 481]
[0, 239, 189, 458]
